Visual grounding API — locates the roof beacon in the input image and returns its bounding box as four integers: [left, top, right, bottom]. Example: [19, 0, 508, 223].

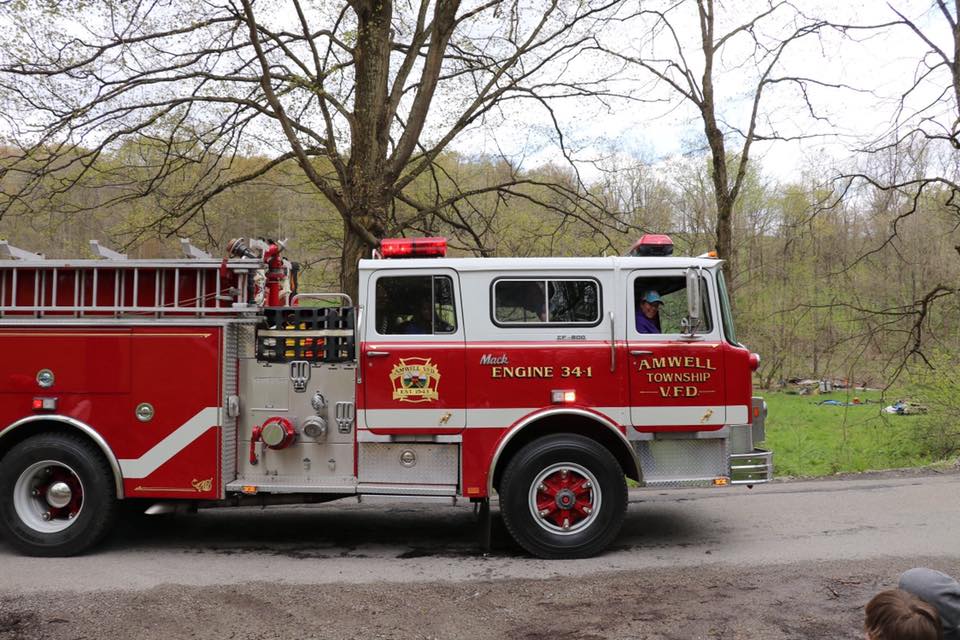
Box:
[379, 237, 447, 259]
[627, 233, 674, 257]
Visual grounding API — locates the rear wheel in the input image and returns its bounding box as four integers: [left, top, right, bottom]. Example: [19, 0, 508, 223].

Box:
[499, 434, 627, 559]
[0, 434, 117, 556]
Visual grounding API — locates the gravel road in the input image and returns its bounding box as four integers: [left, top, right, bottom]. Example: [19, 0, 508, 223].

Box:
[1, 470, 958, 639]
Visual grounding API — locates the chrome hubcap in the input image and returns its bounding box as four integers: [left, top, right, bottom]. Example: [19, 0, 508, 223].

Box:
[528, 463, 601, 536]
[13, 461, 84, 533]
[46, 482, 73, 508]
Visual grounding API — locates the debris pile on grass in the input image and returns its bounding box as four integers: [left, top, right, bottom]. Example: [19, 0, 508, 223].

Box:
[780, 377, 877, 395]
[883, 400, 929, 415]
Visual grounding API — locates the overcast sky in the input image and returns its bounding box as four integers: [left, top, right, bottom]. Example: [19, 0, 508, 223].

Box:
[455, 0, 951, 184]
[0, 0, 949, 187]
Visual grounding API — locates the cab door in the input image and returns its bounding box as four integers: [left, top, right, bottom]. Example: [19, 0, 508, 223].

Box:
[625, 269, 726, 430]
[362, 268, 466, 434]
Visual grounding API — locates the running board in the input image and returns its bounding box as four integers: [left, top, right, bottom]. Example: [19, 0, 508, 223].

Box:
[357, 483, 457, 497]
[225, 480, 357, 494]
[358, 494, 458, 505]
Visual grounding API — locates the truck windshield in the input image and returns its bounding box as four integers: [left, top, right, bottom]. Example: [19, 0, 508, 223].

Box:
[717, 270, 739, 345]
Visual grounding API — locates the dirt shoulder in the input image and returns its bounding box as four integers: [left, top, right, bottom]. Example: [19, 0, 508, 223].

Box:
[3, 557, 959, 640]
[3, 472, 960, 639]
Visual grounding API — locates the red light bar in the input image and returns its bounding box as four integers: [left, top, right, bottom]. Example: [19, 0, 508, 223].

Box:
[627, 233, 674, 257]
[379, 237, 447, 259]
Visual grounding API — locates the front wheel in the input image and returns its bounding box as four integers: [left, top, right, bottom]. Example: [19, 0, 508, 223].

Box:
[499, 434, 627, 559]
[0, 433, 118, 556]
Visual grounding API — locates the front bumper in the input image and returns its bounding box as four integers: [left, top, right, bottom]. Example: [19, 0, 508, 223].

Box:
[730, 396, 772, 484]
[730, 449, 773, 484]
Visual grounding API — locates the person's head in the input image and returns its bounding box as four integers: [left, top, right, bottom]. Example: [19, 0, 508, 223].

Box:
[639, 290, 663, 320]
[865, 589, 943, 640]
[899, 568, 960, 640]
[408, 297, 433, 329]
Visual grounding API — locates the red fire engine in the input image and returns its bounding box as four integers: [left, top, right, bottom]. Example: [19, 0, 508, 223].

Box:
[0, 235, 771, 558]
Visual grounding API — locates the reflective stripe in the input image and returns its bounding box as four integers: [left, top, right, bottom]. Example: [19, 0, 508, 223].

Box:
[727, 405, 749, 424]
[363, 408, 466, 428]
[358, 405, 748, 429]
[118, 407, 219, 479]
[631, 405, 726, 427]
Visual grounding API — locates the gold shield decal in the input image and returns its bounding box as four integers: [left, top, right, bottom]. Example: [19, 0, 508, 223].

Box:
[191, 478, 214, 493]
[390, 357, 441, 403]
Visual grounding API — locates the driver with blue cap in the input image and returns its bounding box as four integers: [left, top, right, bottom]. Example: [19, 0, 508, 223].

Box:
[636, 290, 663, 333]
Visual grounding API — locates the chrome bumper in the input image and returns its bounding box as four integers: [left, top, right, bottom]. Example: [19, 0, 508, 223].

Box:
[730, 449, 773, 485]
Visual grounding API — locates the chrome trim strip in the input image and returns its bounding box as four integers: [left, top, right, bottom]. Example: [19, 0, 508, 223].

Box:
[486, 407, 641, 495]
[0, 415, 125, 499]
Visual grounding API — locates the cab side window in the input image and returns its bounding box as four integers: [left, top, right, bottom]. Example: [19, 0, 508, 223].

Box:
[493, 279, 600, 326]
[375, 275, 457, 335]
[634, 276, 712, 335]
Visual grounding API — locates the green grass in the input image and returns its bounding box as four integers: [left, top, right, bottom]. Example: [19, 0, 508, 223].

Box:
[762, 390, 937, 477]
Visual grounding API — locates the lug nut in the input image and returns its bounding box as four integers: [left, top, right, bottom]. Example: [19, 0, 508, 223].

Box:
[42, 512, 52, 521]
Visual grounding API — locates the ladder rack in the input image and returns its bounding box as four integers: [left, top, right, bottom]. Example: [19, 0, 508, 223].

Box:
[0, 258, 263, 319]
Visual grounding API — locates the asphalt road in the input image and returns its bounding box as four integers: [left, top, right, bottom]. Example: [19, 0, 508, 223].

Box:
[0, 470, 957, 593]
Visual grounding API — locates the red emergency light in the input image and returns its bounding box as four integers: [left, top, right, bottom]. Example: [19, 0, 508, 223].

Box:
[379, 237, 447, 259]
[627, 234, 674, 257]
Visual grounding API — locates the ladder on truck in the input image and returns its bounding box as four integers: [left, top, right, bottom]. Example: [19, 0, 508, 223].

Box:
[0, 239, 263, 319]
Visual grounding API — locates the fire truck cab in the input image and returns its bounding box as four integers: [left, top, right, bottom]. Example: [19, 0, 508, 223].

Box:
[0, 236, 771, 559]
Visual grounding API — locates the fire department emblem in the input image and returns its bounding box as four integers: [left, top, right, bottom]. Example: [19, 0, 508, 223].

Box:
[390, 358, 440, 403]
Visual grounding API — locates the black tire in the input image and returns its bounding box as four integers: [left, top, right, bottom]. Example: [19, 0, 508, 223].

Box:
[499, 434, 627, 559]
[0, 433, 118, 556]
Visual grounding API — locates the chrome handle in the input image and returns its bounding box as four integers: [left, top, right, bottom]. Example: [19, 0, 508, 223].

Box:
[609, 311, 616, 372]
[355, 305, 364, 384]
[630, 350, 653, 356]
[366, 350, 390, 357]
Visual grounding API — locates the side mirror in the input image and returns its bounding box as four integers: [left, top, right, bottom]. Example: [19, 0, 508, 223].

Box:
[685, 267, 701, 336]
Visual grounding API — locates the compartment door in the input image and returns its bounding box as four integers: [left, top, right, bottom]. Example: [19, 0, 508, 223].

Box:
[362, 269, 466, 435]
[121, 327, 222, 499]
[625, 269, 726, 430]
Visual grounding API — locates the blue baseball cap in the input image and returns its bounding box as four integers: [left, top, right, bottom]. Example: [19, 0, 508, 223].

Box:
[642, 290, 663, 305]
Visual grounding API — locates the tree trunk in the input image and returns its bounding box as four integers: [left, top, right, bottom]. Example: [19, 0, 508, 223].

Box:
[351, 0, 392, 185]
[339, 216, 383, 305]
[336, 0, 392, 307]
[715, 194, 735, 289]
[339, 211, 386, 305]
[698, 0, 735, 294]
[340, 221, 366, 305]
